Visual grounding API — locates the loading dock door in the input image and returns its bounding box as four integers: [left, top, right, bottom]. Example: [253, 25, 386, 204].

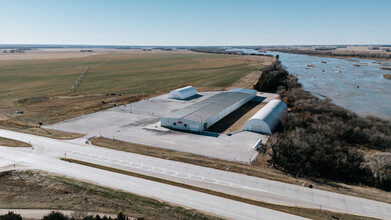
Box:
[189, 125, 200, 132]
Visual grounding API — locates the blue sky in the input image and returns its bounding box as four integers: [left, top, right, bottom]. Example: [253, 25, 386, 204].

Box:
[0, 0, 390, 46]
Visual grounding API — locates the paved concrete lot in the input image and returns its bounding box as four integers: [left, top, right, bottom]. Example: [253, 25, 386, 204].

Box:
[0, 129, 307, 220]
[0, 129, 390, 220]
[47, 91, 278, 163]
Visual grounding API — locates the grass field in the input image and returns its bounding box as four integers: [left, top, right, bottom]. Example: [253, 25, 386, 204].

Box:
[0, 50, 273, 129]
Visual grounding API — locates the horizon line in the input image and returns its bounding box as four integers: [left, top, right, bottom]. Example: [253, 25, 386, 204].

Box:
[1, 43, 391, 48]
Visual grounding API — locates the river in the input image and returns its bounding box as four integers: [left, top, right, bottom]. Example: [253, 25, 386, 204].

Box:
[227, 48, 391, 119]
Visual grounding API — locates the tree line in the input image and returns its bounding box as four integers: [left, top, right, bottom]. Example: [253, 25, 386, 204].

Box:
[0, 211, 136, 220]
[255, 60, 391, 190]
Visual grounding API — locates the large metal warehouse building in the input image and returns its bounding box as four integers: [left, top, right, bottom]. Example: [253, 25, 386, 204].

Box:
[161, 88, 256, 132]
[243, 99, 287, 134]
[168, 86, 197, 100]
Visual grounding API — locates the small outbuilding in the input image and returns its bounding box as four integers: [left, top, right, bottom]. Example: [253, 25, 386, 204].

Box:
[168, 86, 197, 100]
[243, 99, 287, 134]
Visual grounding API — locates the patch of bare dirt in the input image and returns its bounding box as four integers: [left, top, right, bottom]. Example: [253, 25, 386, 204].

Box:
[226, 71, 263, 90]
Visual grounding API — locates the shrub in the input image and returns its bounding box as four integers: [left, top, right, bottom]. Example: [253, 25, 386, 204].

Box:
[42, 211, 69, 220]
[0, 211, 22, 220]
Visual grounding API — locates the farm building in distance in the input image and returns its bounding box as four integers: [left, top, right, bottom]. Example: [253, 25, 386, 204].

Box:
[161, 88, 256, 132]
[243, 99, 287, 134]
[80, 49, 94, 52]
[168, 86, 197, 100]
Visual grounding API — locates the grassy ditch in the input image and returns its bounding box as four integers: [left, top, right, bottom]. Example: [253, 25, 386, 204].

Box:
[0, 123, 83, 140]
[0, 137, 32, 147]
[60, 158, 376, 220]
[0, 170, 221, 220]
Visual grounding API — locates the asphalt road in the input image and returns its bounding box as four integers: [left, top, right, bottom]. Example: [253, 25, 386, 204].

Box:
[0, 129, 306, 220]
[1, 129, 390, 219]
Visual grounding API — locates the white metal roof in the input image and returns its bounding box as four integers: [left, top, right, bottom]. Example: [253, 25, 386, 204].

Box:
[168, 86, 197, 100]
[164, 89, 256, 123]
[244, 99, 287, 134]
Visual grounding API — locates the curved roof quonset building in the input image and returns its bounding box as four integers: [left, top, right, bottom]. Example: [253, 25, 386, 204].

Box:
[243, 99, 287, 134]
[161, 88, 256, 132]
[168, 86, 197, 100]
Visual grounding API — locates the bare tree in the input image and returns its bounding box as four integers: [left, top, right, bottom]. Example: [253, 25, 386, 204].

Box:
[362, 152, 391, 186]
[71, 210, 89, 220]
[265, 133, 281, 168]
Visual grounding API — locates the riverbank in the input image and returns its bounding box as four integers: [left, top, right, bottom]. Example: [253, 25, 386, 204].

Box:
[267, 48, 391, 61]
[188, 47, 391, 118]
[266, 51, 391, 119]
[255, 60, 391, 191]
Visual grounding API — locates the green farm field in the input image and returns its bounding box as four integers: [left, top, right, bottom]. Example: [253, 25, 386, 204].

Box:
[0, 50, 273, 132]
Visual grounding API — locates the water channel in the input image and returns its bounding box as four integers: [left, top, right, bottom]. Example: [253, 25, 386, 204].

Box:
[228, 48, 391, 119]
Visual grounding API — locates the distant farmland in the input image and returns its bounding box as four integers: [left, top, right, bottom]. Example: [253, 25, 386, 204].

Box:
[0, 50, 273, 127]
